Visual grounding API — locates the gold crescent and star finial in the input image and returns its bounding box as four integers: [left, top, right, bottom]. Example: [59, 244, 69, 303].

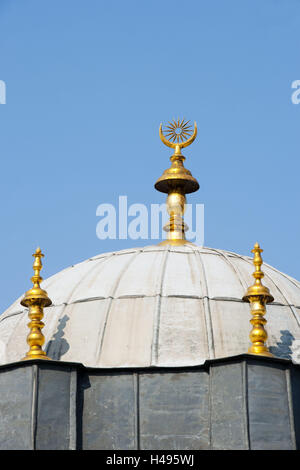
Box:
[155, 118, 199, 245]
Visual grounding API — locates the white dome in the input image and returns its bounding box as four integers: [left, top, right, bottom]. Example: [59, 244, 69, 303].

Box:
[1, 244, 300, 367]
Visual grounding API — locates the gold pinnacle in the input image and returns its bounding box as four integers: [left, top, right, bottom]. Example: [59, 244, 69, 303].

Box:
[243, 243, 274, 357]
[20, 247, 52, 361]
[155, 119, 199, 245]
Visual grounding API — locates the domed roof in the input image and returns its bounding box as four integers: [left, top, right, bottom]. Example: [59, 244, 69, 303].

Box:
[1, 244, 300, 368]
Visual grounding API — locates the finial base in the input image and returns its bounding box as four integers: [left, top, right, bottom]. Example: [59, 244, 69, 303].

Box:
[21, 354, 51, 361]
[248, 348, 273, 357]
[158, 239, 196, 246]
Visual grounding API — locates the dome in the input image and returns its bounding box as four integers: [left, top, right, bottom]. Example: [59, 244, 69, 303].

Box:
[1, 243, 300, 368]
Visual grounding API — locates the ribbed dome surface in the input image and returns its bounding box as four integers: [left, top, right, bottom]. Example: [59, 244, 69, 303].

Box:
[1, 244, 300, 367]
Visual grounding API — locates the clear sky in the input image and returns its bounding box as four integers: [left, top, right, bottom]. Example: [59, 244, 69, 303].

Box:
[0, 0, 299, 313]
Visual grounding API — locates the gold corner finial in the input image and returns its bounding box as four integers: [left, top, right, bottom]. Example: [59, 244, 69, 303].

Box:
[155, 118, 199, 246]
[243, 242, 274, 357]
[20, 247, 52, 361]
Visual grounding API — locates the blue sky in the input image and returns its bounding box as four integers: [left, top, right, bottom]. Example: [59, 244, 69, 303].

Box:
[0, 0, 299, 313]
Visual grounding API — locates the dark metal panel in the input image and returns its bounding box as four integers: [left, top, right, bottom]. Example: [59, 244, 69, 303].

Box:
[247, 361, 294, 450]
[0, 366, 33, 450]
[210, 361, 248, 450]
[289, 366, 300, 449]
[82, 372, 136, 450]
[35, 364, 72, 450]
[139, 370, 210, 450]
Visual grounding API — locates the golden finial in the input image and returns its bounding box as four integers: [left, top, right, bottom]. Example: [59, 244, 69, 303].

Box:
[20, 247, 52, 361]
[243, 243, 274, 357]
[155, 118, 199, 245]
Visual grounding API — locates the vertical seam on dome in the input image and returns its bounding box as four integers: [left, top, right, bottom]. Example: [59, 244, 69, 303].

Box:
[44, 253, 116, 359]
[150, 246, 170, 366]
[96, 249, 143, 365]
[192, 247, 215, 359]
[187, 246, 213, 363]
[207, 248, 249, 291]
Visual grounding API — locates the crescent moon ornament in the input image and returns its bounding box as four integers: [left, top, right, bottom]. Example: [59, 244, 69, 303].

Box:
[159, 118, 197, 152]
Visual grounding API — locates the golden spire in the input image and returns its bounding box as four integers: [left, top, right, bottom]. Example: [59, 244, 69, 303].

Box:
[155, 118, 199, 245]
[243, 242, 274, 357]
[20, 247, 52, 361]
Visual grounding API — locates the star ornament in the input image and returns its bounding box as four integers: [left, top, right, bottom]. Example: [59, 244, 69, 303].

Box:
[163, 118, 193, 143]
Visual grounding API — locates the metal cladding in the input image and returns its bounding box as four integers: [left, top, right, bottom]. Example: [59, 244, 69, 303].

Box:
[0, 355, 299, 450]
[1, 244, 300, 367]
